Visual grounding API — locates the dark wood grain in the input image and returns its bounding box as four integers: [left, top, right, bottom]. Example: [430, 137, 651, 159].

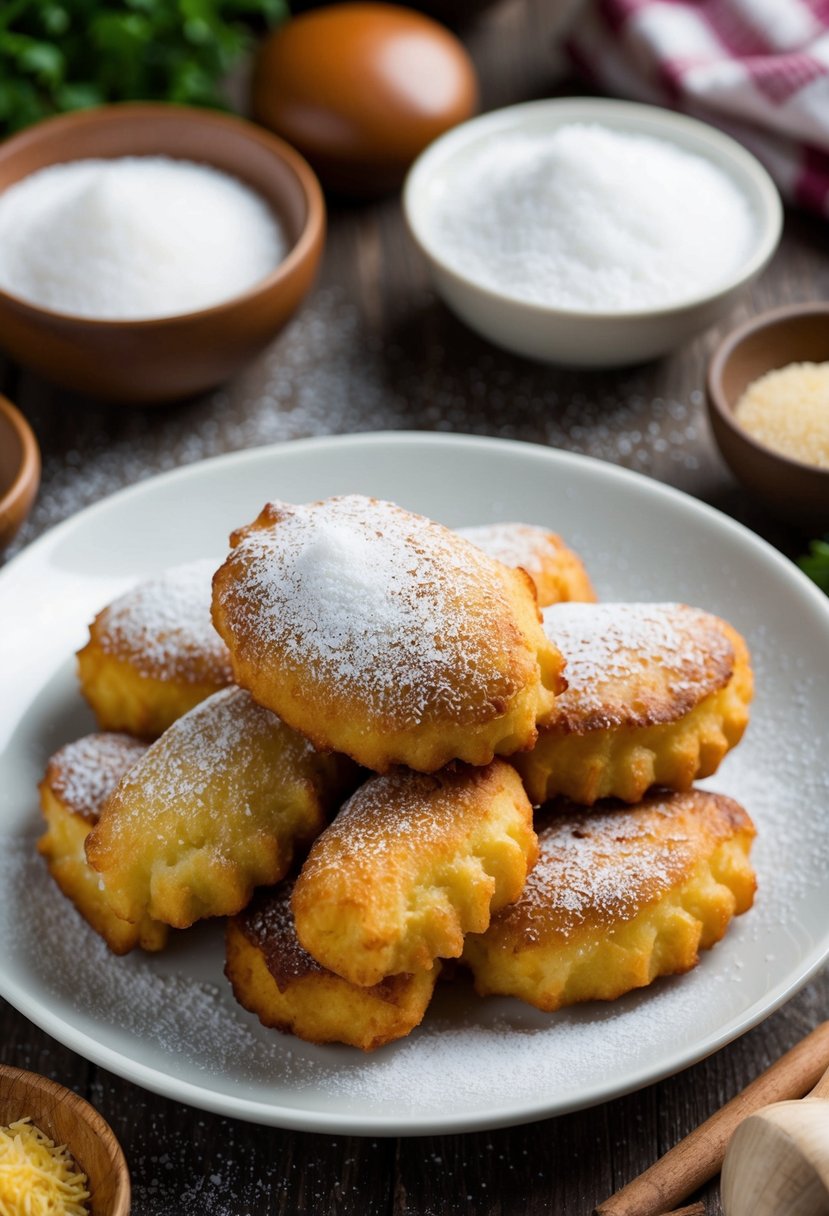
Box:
[1, 0, 827, 1212]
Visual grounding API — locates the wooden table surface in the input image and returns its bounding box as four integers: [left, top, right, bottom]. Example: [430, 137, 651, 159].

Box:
[2, 2, 827, 1212]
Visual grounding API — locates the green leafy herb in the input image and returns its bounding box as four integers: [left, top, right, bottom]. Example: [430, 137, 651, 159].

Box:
[798, 537, 829, 594]
[0, 0, 288, 134]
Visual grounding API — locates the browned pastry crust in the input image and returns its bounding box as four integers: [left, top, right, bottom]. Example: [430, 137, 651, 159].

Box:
[291, 759, 537, 987]
[38, 733, 168, 954]
[85, 686, 357, 930]
[463, 789, 757, 1011]
[458, 523, 597, 607]
[211, 495, 566, 773]
[77, 559, 233, 739]
[516, 603, 753, 805]
[226, 882, 439, 1051]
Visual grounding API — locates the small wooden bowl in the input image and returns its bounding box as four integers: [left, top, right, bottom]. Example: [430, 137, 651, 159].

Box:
[707, 303, 829, 527]
[0, 1064, 130, 1215]
[0, 103, 325, 404]
[0, 395, 40, 549]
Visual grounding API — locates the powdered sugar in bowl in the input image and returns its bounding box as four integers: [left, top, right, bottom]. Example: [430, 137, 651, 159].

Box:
[404, 98, 781, 367]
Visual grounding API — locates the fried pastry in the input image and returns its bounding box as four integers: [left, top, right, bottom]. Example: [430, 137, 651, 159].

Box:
[77, 559, 233, 739]
[226, 882, 440, 1051]
[292, 760, 537, 987]
[38, 733, 168, 954]
[458, 523, 596, 607]
[516, 602, 753, 806]
[463, 789, 757, 1011]
[85, 686, 356, 929]
[211, 496, 566, 773]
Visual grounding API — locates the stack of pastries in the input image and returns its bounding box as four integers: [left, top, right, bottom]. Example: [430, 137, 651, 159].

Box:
[38, 496, 757, 1052]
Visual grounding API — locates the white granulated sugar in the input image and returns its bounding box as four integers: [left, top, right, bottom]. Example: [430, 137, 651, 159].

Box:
[224, 497, 515, 726]
[97, 558, 230, 680]
[0, 157, 286, 320]
[429, 125, 754, 310]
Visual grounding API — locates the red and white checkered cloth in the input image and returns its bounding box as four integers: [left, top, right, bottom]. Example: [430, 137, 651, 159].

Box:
[567, 0, 829, 214]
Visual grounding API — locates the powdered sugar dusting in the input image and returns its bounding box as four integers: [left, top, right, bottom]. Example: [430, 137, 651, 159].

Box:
[458, 522, 558, 576]
[544, 602, 733, 725]
[506, 793, 739, 942]
[0, 844, 282, 1078]
[45, 733, 147, 822]
[94, 559, 231, 682]
[220, 497, 524, 727]
[113, 686, 319, 814]
[302, 768, 486, 880]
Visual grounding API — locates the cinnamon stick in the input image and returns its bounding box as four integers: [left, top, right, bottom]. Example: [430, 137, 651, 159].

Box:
[594, 1020, 829, 1216]
[662, 1206, 705, 1216]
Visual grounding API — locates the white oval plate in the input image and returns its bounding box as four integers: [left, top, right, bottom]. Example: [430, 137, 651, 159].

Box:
[1, 433, 827, 1136]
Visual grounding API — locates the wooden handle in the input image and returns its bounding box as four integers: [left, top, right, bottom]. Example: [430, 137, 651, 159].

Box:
[594, 1021, 829, 1216]
[808, 1062, 829, 1100]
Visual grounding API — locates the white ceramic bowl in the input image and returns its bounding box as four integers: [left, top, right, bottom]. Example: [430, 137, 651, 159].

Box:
[403, 98, 783, 367]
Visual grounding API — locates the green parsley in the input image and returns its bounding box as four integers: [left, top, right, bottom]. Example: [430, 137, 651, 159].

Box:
[798, 537, 829, 594]
[0, 0, 287, 134]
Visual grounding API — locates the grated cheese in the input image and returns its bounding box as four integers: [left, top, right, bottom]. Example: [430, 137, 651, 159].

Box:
[0, 1117, 90, 1216]
[734, 360, 829, 469]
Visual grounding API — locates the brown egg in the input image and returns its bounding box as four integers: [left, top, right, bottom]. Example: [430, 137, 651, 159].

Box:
[252, 3, 479, 195]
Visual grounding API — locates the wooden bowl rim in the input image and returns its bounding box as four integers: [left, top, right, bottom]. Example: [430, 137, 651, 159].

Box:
[0, 394, 40, 523]
[0, 101, 325, 329]
[0, 1063, 130, 1215]
[706, 301, 829, 481]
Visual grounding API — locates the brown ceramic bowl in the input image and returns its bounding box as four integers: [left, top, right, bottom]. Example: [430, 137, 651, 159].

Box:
[0, 104, 325, 404]
[707, 303, 829, 527]
[0, 1063, 130, 1215]
[0, 394, 40, 549]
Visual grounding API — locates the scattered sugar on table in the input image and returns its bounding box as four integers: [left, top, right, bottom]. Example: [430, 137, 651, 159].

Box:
[0, 157, 286, 320]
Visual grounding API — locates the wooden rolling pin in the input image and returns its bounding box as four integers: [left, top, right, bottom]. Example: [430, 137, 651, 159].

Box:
[594, 1021, 829, 1216]
[720, 1062, 829, 1215]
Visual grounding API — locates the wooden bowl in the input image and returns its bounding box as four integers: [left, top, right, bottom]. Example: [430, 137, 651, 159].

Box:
[0, 395, 40, 549]
[0, 1064, 130, 1215]
[707, 303, 829, 527]
[0, 103, 325, 404]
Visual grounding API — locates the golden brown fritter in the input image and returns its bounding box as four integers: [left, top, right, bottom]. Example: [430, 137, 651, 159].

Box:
[77, 559, 233, 739]
[85, 686, 357, 930]
[292, 760, 537, 987]
[516, 602, 753, 805]
[38, 733, 168, 954]
[226, 882, 439, 1051]
[458, 523, 597, 607]
[211, 496, 565, 773]
[463, 789, 757, 1011]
